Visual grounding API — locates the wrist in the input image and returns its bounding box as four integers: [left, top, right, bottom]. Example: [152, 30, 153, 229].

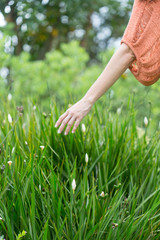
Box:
[82, 94, 95, 106]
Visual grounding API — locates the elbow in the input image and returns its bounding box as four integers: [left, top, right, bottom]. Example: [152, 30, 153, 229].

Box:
[121, 42, 136, 62]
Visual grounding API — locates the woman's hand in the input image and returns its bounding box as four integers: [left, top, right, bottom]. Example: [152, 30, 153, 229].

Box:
[54, 97, 93, 135]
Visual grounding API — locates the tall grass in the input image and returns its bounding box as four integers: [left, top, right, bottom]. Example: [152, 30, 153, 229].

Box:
[0, 93, 160, 240]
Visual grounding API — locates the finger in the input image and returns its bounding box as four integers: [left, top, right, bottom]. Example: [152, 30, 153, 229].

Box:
[72, 118, 81, 133]
[57, 114, 72, 133]
[55, 111, 68, 128]
[64, 116, 76, 135]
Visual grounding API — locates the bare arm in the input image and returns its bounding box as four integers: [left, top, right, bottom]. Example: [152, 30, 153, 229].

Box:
[83, 43, 136, 105]
[55, 43, 136, 135]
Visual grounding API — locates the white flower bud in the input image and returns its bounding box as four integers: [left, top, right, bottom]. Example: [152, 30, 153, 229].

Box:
[8, 114, 12, 123]
[72, 179, 76, 192]
[144, 116, 148, 127]
[8, 93, 12, 101]
[40, 145, 45, 150]
[12, 147, 15, 154]
[117, 108, 121, 115]
[100, 191, 105, 197]
[85, 153, 88, 163]
[81, 123, 86, 132]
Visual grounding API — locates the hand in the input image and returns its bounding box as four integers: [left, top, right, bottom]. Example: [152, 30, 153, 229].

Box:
[54, 97, 93, 135]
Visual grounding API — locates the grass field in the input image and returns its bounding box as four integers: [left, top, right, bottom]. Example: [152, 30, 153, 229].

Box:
[0, 95, 160, 240]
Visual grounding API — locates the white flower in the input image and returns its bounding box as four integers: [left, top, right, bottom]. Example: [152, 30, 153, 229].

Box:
[12, 147, 15, 154]
[85, 153, 88, 163]
[72, 179, 76, 192]
[144, 116, 148, 127]
[8, 93, 12, 101]
[8, 160, 12, 166]
[117, 108, 121, 115]
[8, 113, 12, 123]
[33, 105, 36, 110]
[100, 191, 105, 197]
[81, 123, 86, 132]
[40, 145, 45, 150]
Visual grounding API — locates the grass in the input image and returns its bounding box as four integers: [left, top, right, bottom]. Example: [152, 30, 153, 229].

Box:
[0, 93, 160, 240]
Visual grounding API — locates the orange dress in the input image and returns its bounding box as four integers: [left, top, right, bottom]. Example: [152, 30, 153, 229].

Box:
[120, 0, 160, 86]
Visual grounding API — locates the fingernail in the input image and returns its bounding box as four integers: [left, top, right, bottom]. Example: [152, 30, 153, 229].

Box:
[64, 132, 67, 135]
[72, 130, 74, 134]
[55, 123, 57, 128]
[57, 129, 61, 134]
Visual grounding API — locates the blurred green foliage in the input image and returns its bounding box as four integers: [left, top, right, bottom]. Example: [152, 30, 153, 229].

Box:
[0, 35, 160, 135]
[0, 0, 133, 60]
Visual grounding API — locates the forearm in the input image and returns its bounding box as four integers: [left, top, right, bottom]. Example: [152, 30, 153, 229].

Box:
[83, 43, 136, 105]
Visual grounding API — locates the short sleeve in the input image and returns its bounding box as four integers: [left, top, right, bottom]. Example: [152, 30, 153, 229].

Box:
[120, 0, 160, 86]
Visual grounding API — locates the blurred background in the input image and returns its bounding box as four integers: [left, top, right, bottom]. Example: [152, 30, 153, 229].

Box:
[0, 0, 160, 134]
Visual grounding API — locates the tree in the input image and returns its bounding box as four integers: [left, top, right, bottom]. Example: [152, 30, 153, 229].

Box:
[0, 0, 133, 60]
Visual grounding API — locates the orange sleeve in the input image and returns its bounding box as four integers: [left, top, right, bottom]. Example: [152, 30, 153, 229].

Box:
[120, 0, 160, 86]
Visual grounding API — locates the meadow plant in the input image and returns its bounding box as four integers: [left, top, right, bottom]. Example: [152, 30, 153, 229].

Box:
[0, 94, 159, 239]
